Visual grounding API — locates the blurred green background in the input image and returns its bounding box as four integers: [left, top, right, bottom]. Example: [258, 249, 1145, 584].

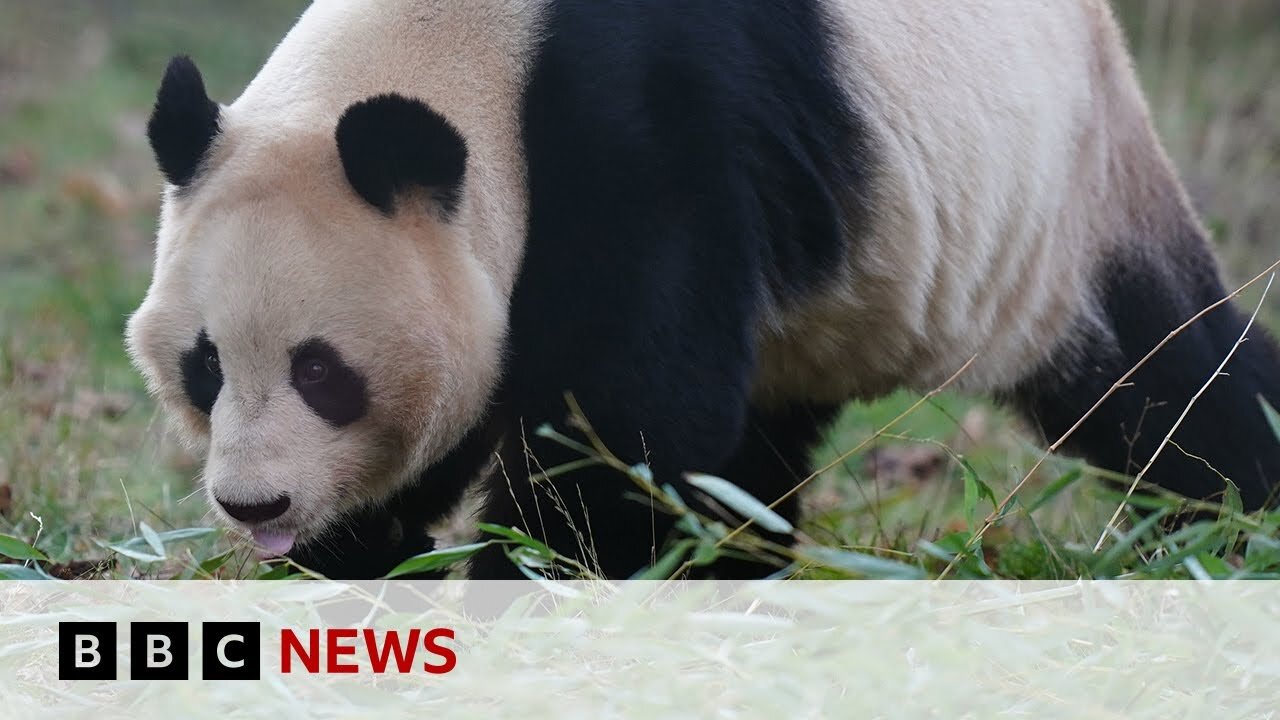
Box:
[0, 1, 1277, 577]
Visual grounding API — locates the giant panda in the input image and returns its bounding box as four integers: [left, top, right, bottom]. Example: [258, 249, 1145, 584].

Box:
[126, 0, 1280, 579]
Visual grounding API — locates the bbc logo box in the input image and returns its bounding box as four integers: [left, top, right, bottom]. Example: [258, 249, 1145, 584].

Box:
[130, 622, 189, 680]
[201, 622, 261, 680]
[58, 621, 117, 681]
[59, 621, 262, 681]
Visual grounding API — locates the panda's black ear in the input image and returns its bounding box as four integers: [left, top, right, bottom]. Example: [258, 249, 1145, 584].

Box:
[335, 94, 468, 217]
[146, 55, 221, 187]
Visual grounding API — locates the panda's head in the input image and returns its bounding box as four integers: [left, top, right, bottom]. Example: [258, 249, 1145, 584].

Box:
[126, 57, 506, 555]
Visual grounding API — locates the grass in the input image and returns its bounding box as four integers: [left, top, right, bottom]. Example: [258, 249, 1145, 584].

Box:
[1, 1, 1279, 581]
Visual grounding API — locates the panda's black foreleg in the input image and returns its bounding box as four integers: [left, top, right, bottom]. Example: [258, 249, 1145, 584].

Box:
[467, 406, 732, 581]
[467, 402, 841, 580]
[1012, 243, 1280, 511]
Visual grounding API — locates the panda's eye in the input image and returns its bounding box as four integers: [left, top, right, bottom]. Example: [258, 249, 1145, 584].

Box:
[296, 359, 329, 385]
[204, 350, 221, 378]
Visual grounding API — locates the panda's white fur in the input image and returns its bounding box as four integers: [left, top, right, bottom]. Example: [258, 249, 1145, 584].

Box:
[128, 0, 1280, 575]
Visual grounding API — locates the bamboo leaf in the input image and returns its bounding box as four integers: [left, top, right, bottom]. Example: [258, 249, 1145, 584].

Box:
[385, 542, 489, 579]
[1027, 468, 1084, 514]
[140, 522, 165, 559]
[685, 473, 794, 534]
[798, 546, 925, 579]
[0, 534, 48, 562]
[0, 563, 52, 580]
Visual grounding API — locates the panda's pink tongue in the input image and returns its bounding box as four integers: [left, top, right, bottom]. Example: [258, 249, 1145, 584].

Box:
[251, 529, 296, 557]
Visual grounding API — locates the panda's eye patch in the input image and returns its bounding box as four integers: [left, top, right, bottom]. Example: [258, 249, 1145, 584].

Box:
[289, 338, 367, 427]
[180, 329, 223, 416]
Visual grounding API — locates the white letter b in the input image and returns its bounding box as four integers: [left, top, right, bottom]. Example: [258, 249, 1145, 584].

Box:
[147, 635, 173, 668]
[75, 635, 101, 668]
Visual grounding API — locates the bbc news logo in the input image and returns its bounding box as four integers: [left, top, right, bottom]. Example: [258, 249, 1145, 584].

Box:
[58, 622, 457, 680]
[59, 621, 261, 680]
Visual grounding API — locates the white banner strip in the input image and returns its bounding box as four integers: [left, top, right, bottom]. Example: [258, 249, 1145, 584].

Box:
[2, 580, 1278, 718]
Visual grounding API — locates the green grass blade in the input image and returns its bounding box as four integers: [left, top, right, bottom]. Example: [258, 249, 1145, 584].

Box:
[1091, 509, 1169, 577]
[1246, 534, 1280, 570]
[632, 539, 696, 580]
[1026, 468, 1084, 514]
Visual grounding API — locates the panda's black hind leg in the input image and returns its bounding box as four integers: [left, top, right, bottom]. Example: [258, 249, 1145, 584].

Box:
[690, 402, 842, 578]
[1012, 240, 1280, 511]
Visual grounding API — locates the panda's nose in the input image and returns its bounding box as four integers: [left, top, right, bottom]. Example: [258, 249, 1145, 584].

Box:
[216, 494, 291, 523]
